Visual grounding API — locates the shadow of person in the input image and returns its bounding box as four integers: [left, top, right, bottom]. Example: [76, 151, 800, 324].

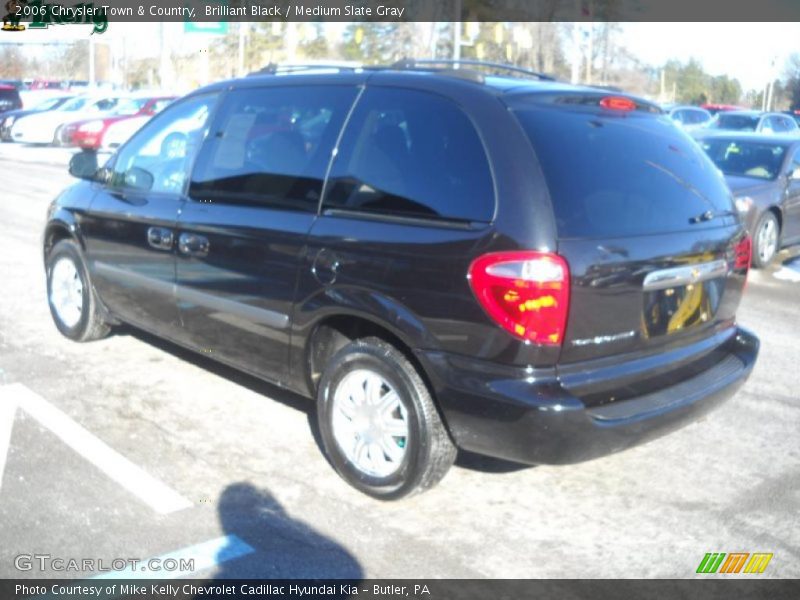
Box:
[205, 482, 363, 584]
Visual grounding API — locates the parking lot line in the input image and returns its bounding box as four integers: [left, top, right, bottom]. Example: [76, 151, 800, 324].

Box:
[91, 534, 256, 579]
[0, 383, 192, 514]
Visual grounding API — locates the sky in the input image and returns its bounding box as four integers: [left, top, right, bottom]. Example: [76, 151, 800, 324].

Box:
[621, 22, 800, 90]
[4, 22, 799, 92]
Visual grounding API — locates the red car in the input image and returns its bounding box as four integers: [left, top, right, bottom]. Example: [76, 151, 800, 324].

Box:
[62, 95, 175, 149]
[701, 103, 746, 116]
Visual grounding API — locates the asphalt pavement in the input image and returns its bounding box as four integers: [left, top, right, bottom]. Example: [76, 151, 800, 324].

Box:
[0, 142, 798, 580]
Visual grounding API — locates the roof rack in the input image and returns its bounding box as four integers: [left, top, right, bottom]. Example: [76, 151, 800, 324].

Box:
[248, 62, 363, 76]
[391, 59, 556, 81]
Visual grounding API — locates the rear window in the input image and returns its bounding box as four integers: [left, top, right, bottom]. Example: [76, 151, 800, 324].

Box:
[512, 105, 734, 238]
[0, 89, 20, 109]
[714, 114, 759, 131]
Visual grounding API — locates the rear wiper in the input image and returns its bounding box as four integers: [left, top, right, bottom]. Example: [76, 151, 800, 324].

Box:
[690, 209, 736, 224]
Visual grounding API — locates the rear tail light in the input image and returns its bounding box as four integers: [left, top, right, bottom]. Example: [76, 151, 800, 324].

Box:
[468, 251, 570, 346]
[734, 235, 751, 271]
[733, 235, 751, 291]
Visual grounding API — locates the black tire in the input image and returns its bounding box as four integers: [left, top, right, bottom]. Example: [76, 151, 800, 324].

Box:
[317, 337, 456, 500]
[46, 239, 110, 342]
[751, 212, 780, 269]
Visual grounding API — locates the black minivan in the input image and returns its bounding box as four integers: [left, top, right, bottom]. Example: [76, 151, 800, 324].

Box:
[44, 62, 759, 499]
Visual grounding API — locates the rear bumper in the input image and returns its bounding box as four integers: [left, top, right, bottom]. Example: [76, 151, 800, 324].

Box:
[416, 326, 758, 465]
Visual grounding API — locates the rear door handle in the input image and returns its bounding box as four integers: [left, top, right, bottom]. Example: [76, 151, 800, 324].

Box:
[178, 232, 210, 257]
[147, 227, 174, 251]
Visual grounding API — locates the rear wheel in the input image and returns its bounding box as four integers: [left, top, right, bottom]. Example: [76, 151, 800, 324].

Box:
[46, 239, 110, 341]
[316, 337, 456, 500]
[752, 212, 780, 269]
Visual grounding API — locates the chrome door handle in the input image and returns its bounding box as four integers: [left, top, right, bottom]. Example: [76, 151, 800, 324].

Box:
[178, 233, 210, 257]
[147, 227, 174, 251]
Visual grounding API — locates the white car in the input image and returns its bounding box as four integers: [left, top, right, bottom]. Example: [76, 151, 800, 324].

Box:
[668, 106, 713, 131]
[10, 95, 122, 144]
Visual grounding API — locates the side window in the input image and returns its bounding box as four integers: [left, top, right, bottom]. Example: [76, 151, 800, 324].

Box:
[111, 93, 216, 195]
[189, 85, 358, 211]
[761, 117, 777, 133]
[323, 87, 495, 222]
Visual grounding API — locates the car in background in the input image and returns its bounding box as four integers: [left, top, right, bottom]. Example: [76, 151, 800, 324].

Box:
[10, 95, 121, 145]
[0, 95, 75, 141]
[668, 106, 712, 130]
[697, 132, 800, 267]
[0, 79, 25, 90]
[784, 110, 800, 127]
[61, 95, 176, 150]
[708, 110, 800, 135]
[0, 85, 23, 115]
[701, 103, 745, 116]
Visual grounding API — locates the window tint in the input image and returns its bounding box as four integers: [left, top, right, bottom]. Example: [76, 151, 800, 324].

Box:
[513, 106, 735, 238]
[699, 139, 787, 180]
[323, 87, 495, 222]
[111, 93, 216, 195]
[714, 114, 759, 131]
[189, 85, 357, 211]
[686, 110, 710, 125]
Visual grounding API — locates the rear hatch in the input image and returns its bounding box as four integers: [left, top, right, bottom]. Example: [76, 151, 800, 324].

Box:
[506, 91, 749, 372]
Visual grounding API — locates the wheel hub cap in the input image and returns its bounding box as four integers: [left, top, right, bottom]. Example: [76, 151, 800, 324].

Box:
[50, 257, 83, 328]
[331, 369, 409, 478]
[758, 218, 777, 263]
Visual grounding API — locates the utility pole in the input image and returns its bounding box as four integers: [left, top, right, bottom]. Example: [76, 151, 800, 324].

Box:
[452, 0, 462, 61]
[238, 22, 247, 76]
[88, 36, 95, 86]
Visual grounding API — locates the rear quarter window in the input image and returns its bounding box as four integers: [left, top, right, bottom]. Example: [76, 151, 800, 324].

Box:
[323, 87, 495, 223]
[512, 104, 735, 239]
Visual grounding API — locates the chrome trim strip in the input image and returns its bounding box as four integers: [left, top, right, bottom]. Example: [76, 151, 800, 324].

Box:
[642, 259, 728, 291]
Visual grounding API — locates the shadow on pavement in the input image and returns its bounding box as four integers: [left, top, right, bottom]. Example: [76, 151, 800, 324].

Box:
[205, 482, 363, 582]
[121, 325, 531, 477]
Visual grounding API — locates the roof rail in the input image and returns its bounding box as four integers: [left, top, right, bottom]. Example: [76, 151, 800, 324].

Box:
[391, 59, 556, 81]
[249, 62, 363, 76]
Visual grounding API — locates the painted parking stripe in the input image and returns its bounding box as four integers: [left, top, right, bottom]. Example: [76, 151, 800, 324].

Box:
[92, 534, 256, 579]
[0, 383, 191, 514]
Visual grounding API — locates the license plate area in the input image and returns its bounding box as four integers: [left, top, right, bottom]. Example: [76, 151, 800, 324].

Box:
[642, 260, 728, 338]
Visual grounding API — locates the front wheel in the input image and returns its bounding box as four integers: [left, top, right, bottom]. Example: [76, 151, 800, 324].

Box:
[46, 239, 110, 342]
[752, 212, 780, 269]
[317, 337, 456, 500]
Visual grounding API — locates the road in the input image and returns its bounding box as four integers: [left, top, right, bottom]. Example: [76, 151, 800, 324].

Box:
[0, 143, 798, 580]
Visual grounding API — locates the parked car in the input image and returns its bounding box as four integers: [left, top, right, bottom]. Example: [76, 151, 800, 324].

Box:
[708, 110, 800, 135]
[0, 95, 75, 142]
[0, 79, 25, 90]
[696, 131, 800, 267]
[10, 95, 121, 145]
[0, 85, 23, 115]
[61, 95, 176, 150]
[45, 63, 758, 499]
[668, 105, 712, 130]
[701, 103, 745, 116]
[784, 110, 800, 127]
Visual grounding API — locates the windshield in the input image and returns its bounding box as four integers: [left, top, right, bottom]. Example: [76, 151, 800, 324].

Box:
[33, 97, 68, 111]
[700, 139, 788, 180]
[113, 98, 148, 116]
[713, 114, 759, 131]
[60, 97, 89, 112]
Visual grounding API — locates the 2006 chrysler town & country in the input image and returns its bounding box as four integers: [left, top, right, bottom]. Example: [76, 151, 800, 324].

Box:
[43, 62, 759, 499]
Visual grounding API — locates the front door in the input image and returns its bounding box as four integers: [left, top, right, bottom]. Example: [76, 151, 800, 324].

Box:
[82, 93, 218, 338]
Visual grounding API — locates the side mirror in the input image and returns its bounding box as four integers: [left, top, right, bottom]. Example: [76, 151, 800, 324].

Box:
[68, 151, 98, 180]
[123, 166, 154, 191]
